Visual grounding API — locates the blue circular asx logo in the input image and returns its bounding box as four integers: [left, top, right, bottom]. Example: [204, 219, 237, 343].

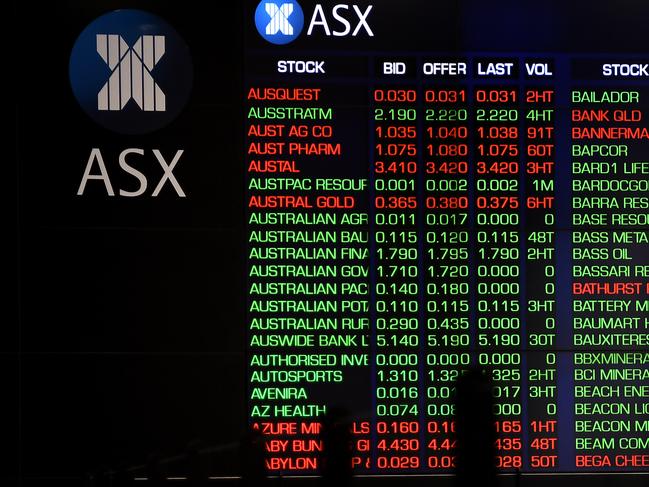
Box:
[255, 0, 304, 45]
[69, 9, 193, 134]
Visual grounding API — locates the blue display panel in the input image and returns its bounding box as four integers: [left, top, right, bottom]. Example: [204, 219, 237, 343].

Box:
[244, 1, 649, 475]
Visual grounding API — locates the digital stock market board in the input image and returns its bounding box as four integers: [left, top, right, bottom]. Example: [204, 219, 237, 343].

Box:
[243, 0, 649, 476]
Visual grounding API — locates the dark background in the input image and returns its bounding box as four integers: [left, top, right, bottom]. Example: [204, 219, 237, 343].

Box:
[13, 0, 244, 484]
[11, 0, 649, 485]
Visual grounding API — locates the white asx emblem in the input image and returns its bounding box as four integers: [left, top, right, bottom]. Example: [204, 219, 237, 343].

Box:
[265, 3, 295, 35]
[96, 34, 166, 112]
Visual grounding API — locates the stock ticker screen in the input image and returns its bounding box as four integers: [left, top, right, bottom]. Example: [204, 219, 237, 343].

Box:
[243, 0, 649, 477]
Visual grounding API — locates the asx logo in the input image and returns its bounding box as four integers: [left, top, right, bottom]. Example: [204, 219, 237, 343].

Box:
[96, 34, 167, 112]
[255, 1, 374, 45]
[69, 9, 193, 134]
